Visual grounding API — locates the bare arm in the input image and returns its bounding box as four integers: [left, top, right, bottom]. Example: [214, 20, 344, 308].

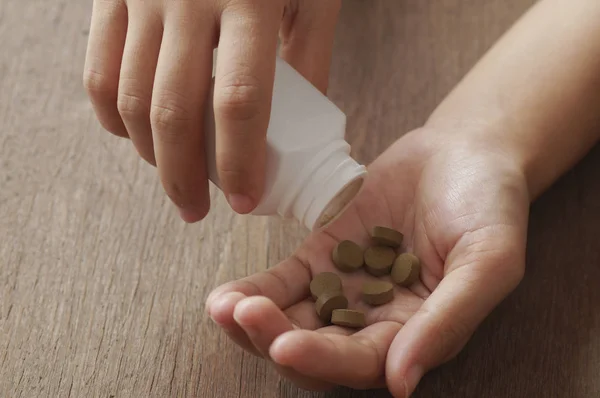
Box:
[427, 0, 600, 199]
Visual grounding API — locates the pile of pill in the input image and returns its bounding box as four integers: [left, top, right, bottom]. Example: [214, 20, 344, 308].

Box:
[309, 226, 421, 329]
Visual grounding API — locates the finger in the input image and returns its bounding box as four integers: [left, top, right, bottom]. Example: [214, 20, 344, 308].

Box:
[317, 325, 355, 336]
[151, 9, 215, 222]
[270, 321, 401, 390]
[208, 294, 334, 392]
[280, 0, 341, 92]
[208, 295, 320, 357]
[208, 292, 261, 357]
[83, 0, 128, 137]
[233, 296, 295, 357]
[209, 295, 321, 354]
[284, 300, 323, 331]
[386, 226, 526, 397]
[233, 296, 334, 392]
[206, 256, 311, 312]
[117, 6, 162, 165]
[213, 1, 283, 214]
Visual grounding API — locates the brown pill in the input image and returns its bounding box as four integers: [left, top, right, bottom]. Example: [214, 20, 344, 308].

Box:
[362, 281, 394, 306]
[391, 253, 421, 287]
[315, 291, 349, 323]
[364, 246, 396, 276]
[332, 240, 364, 273]
[310, 272, 343, 301]
[331, 309, 366, 328]
[371, 226, 404, 248]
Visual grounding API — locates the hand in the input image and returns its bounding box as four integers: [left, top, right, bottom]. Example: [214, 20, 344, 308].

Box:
[83, 0, 340, 222]
[205, 127, 529, 396]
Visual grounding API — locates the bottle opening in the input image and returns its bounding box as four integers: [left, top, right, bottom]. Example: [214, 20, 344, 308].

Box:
[286, 141, 367, 231]
[314, 176, 365, 229]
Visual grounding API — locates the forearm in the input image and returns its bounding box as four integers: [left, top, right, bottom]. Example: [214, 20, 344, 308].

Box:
[426, 0, 600, 199]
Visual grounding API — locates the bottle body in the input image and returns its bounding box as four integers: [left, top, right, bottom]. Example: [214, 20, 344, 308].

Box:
[204, 57, 367, 230]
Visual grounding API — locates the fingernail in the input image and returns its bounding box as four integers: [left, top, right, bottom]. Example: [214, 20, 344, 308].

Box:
[232, 299, 252, 327]
[179, 200, 210, 222]
[179, 207, 203, 223]
[405, 365, 423, 396]
[208, 292, 247, 326]
[227, 194, 255, 214]
[233, 312, 258, 337]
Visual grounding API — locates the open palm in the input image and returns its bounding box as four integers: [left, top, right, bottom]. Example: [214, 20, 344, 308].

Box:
[206, 128, 529, 397]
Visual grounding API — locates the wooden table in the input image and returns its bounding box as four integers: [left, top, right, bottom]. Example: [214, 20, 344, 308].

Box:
[2, 0, 599, 397]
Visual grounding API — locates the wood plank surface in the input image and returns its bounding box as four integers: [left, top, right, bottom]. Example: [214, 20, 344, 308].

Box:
[2, 0, 599, 397]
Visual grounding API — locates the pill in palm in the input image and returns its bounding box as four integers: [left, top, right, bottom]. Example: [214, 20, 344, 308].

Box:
[391, 253, 421, 287]
[371, 226, 403, 248]
[364, 246, 396, 276]
[310, 272, 343, 301]
[362, 280, 394, 305]
[331, 309, 366, 328]
[315, 291, 349, 323]
[332, 240, 364, 272]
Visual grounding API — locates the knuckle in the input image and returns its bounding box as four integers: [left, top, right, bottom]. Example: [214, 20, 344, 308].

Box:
[163, 181, 195, 209]
[117, 90, 150, 120]
[215, 73, 264, 122]
[218, 164, 249, 186]
[83, 68, 116, 100]
[217, 155, 260, 189]
[150, 94, 194, 143]
[83, 69, 128, 138]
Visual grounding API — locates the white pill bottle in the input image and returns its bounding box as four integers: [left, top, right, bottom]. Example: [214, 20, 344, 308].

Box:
[205, 57, 367, 231]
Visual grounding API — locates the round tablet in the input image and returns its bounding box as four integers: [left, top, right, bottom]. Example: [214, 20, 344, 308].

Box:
[331, 309, 366, 328]
[332, 240, 364, 273]
[391, 253, 421, 287]
[371, 226, 403, 248]
[364, 246, 395, 276]
[310, 272, 343, 301]
[315, 291, 349, 323]
[362, 281, 394, 306]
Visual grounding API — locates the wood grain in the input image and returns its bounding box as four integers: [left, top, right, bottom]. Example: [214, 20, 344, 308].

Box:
[2, 0, 599, 397]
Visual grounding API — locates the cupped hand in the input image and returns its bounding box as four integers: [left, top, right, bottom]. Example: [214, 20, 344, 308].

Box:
[206, 127, 529, 397]
[83, 0, 340, 221]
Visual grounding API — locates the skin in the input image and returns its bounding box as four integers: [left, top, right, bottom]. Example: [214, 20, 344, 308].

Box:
[83, 0, 340, 222]
[207, 0, 600, 396]
[206, 129, 528, 394]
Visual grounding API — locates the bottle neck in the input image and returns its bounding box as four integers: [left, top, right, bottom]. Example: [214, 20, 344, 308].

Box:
[280, 141, 367, 230]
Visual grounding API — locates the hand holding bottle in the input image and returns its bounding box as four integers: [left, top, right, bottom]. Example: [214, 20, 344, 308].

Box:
[83, 0, 341, 222]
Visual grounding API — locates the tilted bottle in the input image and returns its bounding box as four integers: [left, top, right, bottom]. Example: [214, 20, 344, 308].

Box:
[204, 57, 367, 231]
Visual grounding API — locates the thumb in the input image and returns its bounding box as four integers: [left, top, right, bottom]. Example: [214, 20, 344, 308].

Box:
[386, 226, 526, 397]
[279, 0, 341, 93]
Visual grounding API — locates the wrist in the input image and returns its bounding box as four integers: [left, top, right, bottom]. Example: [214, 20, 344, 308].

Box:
[445, 117, 599, 202]
[421, 0, 600, 201]
[422, 115, 539, 200]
